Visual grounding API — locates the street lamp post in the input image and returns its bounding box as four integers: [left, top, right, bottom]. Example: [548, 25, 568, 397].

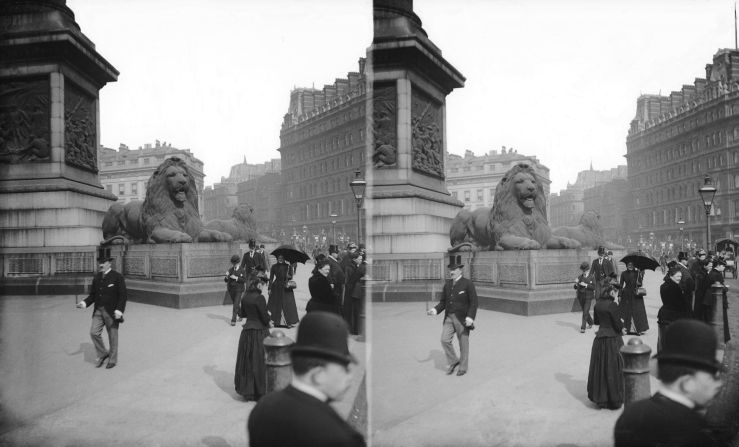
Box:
[349, 170, 366, 244]
[698, 175, 717, 251]
[330, 213, 338, 245]
[302, 225, 307, 251]
[677, 219, 685, 252]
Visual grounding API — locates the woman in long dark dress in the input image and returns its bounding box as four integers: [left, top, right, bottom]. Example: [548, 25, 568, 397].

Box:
[234, 277, 271, 401]
[657, 266, 690, 352]
[342, 252, 366, 335]
[587, 284, 624, 410]
[692, 257, 712, 320]
[306, 259, 339, 314]
[267, 255, 299, 328]
[618, 262, 648, 335]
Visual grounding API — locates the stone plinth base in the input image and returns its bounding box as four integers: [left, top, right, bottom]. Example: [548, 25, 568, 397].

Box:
[369, 249, 592, 316]
[110, 242, 240, 309]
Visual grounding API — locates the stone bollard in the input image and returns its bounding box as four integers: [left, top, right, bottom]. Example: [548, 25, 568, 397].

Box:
[620, 337, 652, 405]
[264, 330, 294, 393]
[710, 282, 727, 349]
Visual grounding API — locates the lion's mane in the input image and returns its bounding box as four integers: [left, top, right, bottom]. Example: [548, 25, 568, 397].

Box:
[203, 204, 258, 242]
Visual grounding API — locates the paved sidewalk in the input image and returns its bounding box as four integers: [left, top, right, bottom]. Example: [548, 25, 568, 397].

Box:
[370, 270, 738, 447]
[0, 264, 366, 447]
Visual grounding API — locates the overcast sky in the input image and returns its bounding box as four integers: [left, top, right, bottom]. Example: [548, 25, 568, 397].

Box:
[68, 0, 735, 192]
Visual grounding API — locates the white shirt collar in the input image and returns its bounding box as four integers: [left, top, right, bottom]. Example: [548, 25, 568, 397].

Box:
[658, 386, 695, 409]
[103, 268, 112, 276]
[291, 377, 327, 402]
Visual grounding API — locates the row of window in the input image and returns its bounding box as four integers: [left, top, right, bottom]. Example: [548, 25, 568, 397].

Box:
[636, 173, 739, 207]
[284, 127, 365, 167]
[287, 150, 365, 185]
[451, 188, 494, 203]
[297, 198, 357, 221]
[282, 105, 365, 145]
[102, 157, 158, 168]
[641, 199, 735, 227]
[631, 151, 738, 189]
[105, 182, 139, 196]
[635, 102, 733, 146]
[630, 131, 735, 173]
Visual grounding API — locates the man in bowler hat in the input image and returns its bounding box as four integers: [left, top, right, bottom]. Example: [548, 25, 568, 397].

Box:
[225, 254, 247, 326]
[614, 319, 725, 446]
[326, 244, 346, 309]
[426, 255, 478, 376]
[247, 311, 365, 447]
[675, 251, 696, 310]
[76, 256, 127, 369]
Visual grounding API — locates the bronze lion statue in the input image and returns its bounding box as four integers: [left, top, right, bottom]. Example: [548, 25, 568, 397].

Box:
[449, 207, 494, 250]
[449, 163, 580, 251]
[101, 157, 232, 244]
[552, 210, 624, 250]
[490, 163, 580, 250]
[203, 204, 258, 242]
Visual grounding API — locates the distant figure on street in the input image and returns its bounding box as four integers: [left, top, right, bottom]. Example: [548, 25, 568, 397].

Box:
[242, 239, 268, 282]
[342, 251, 366, 335]
[247, 311, 365, 447]
[225, 254, 247, 326]
[307, 259, 340, 314]
[586, 284, 624, 410]
[326, 245, 346, 313]
[591, 246, 615, 301]
[675, 251, 696, 314]
[76, 255, 127, 369]
[234, 276, 271, 401]
[426, 256, 478, 376]
[614, 319, 725, 447]
[658, 267, 691, 352]
[618, 262, 648, 335]
[574, 261, 595, 333]
[267, 254, 299, 328]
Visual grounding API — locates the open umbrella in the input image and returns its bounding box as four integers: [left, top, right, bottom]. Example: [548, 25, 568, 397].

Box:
[270, 245, 310, 264]
[620, 251, 660, 271]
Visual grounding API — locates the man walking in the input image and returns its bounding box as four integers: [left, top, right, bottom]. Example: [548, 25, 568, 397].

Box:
[225, 254, 246, 326]
[247, 311, 365, 446]
[76, 255, 127, 369]
[614, 319, 725, 446]
[591, 246, 614, 299]
[242, 239, 267, 281]
[675, 251, 696, 311]
[426, 255, 478, 376]
[327, 244, 346, 311]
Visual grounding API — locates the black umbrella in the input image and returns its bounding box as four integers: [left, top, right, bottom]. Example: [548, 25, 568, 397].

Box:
[620, 251, 660, 271]
[270, 245, 310, 264]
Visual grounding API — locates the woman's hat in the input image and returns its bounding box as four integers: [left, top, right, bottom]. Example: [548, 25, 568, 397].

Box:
[230, 254, 240, 263]
[655, 319, 720, 373]
[290, 312, 357, 365]
[579, 261, 590, 271]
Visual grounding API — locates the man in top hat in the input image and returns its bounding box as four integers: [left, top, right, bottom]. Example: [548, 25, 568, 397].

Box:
[574, 261, 596, 333]
[426, 255, 478, 376]
[242, 239, 267, 282]
[614, 319, 725, 446]
[247, 311, 365, 447]
[225, 254, 247, 326]
[591, 246, 615, 299]
[326, 244, 346, 310]
[76, 256, 127, 369]
[675, 251, 696, 311]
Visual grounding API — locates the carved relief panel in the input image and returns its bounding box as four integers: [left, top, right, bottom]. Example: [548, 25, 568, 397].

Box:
[0, 78, 51, 164]
[372, 83, 397, 168]
[410, 88, 444, 178]
[64, 82, 97, 172]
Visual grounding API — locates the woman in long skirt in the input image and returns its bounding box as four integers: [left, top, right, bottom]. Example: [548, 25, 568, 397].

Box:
[587, 284, 624, 410]
[658, 266, 691, 352]
[267, 255, 299, 328]
[234, 276, 271, 401]
[618, 262, 648, 335]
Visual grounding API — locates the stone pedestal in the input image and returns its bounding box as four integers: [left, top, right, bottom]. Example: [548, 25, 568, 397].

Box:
[368, 0, 465, 255]
[0, 1, 118, 294]
[111, 243, 241, 309]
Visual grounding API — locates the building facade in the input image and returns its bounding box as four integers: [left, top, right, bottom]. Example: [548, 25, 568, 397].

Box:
[278, 58, 367, 249]
[98, 141, 205, 213]
[203, 157, 281, 222]
[549, 165, 628, 228]
[582, 178, 631, 245]
[445, 147, 550, 210]
[626, 48, 739, 249]
[236, 172, 282, 239]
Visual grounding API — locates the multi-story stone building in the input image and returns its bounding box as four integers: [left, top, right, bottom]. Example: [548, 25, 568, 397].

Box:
[445, 147, 550, 210]
[582, 178, 631, 245]
[626, 48, 739, 248]
[549, 165, 628, 228]
[278, 58, 367, 247]
[98, 140, 205, 212]
[237, 172, 282, 239]
[203, 157, 281, 221]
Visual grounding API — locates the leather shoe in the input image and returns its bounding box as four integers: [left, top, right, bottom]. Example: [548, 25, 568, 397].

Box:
[105, 362, 116, 369]
[456, 370, 467, 376]
[446, 361, 460, 375]
[95, 354, 109, 368]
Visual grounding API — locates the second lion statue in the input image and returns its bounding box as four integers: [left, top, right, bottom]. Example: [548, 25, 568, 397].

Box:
[449, 163, 580, 250]
[101, 157, 232, 244]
